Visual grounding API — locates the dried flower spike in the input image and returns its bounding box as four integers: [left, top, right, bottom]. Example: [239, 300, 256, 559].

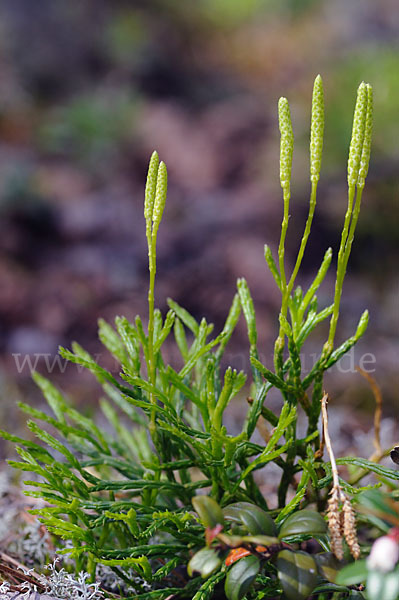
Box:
[310, 74, 324, 184]
[327, 489, 344, 560]
[342, 496, 360, 559]
[322, 394, 360, 560]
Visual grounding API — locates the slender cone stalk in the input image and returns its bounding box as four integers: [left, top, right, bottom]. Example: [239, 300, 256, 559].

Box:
[145, 156, 168, 440]
[275, 97, 294, 373]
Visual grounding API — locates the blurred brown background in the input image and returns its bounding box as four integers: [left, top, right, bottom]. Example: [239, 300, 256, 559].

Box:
[0, 0, 398, 452]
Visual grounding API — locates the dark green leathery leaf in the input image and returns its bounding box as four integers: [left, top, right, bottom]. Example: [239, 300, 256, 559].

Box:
[187, 548, 221, 579]
[225, 555, 260, 600]
[192, 496, 225, 529]
[277, 550, 318, 600]
[278, 509, 327, 539]
[314, 552, 340, 582]
[223, 502, 277, 536]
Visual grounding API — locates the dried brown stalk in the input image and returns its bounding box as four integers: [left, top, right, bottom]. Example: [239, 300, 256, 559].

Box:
[356, 366, 382, 459]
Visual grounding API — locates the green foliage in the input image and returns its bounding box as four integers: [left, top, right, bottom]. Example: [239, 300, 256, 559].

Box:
[278, 509, 327, 540]
[188, 549, 222, 579]
[276, 550, 318, 600]
[224, 555, 260, 600]
[4, 75, 397, 599]
[192, 496, 225, 530]
[190, 496, 334, 599]
[223, 502, 276, 537]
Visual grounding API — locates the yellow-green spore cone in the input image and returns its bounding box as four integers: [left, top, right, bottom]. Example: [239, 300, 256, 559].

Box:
[347, 82, 367, 187]
[152, 161, 168, 232]
[278, 97, 294, 191]
[144, 150, 159, 224]
[310, 74, 324, 184]
[357, 83, 373, 189]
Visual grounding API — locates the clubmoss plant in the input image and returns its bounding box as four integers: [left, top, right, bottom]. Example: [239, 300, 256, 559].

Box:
[2, 75, 398, 600]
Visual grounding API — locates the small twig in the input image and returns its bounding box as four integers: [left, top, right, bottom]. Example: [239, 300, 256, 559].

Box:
[356, 367, 382, 459]
[314, 411, 326, 460]
[0, 553, 44, 587]
[0, 565, 46, 593]
[347, 368, 386, 486]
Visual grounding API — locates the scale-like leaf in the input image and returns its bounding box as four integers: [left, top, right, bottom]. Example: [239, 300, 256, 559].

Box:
[167, 298, 199, 335]
[192, 572, 226, 600]
[237, 278, 257, 349]
[154, 309, 175, 354]
[337, 457, 399, 481]
[32, 371, 67, 423]
[179, 329, 226, 378]
[215, 293, 241, 362]
[98, 318, 128, 364]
